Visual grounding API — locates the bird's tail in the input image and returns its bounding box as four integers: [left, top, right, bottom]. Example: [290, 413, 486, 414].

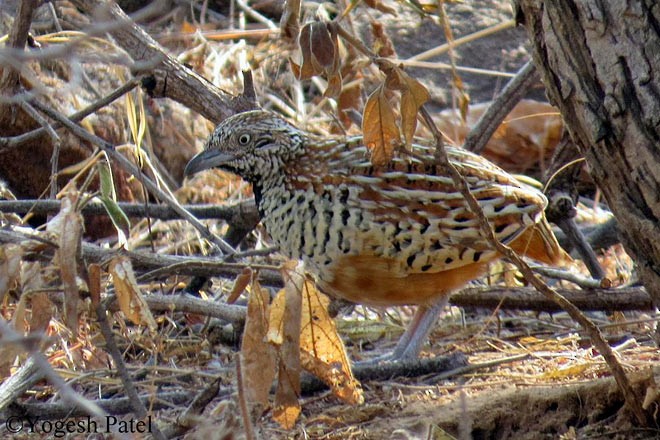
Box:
[509, 214, 571, 266]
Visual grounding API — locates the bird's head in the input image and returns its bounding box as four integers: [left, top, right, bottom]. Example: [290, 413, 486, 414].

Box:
[184, 110, 306, 183]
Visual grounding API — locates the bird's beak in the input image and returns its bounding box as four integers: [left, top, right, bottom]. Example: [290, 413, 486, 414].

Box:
[184, 150, 235, 177]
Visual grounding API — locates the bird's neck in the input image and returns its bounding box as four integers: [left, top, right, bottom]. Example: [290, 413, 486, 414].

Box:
[250, 136, 367, 218]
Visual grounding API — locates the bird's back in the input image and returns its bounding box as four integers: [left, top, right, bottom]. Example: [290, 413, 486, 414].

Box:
[256, 137, 565, 306]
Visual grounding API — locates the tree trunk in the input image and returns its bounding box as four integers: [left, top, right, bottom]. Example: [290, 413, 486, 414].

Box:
[514, 1, 660, 322]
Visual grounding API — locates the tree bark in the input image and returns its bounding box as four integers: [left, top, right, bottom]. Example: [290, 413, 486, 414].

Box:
[514, 1, 660, 320]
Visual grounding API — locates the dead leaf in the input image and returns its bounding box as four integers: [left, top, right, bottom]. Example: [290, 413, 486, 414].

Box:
[0, 262, 42, 377]
[291, 21, 342, 98]
[642, 377, 659, 410]
[309, 22, 337, 73]
[180, 20, 197, 34]
[300, 277, 363, 405]
[267, 287, 287, 346]
[272, 261, 304, 429]
[363, 85, 400, 166]
[88, 264, 102, 307]
[280, 0, 301, 40]
[541, 363, 590, 379]
[109, 256, 157, 333]
[240, 278, 277, 412]
[324, 71, 343, 98]
[0, 244, 22, 303]
[337, 80, 363, 129]
[292, 23, 320, 80]
[51, 193, 83, 337]
[26, 263, 55, 332]
[227, 268, 253, 304]
[29, 291, 53, 335]
[371, 21, 396, 58]
[386, 67, 430, 146]
[435, 100, 563, 174]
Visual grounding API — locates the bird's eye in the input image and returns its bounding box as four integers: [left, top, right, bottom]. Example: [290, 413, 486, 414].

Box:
[238, 133, 251, 145]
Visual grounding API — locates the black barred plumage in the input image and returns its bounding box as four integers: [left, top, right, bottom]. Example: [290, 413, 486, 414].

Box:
[185, 110, 569, 359]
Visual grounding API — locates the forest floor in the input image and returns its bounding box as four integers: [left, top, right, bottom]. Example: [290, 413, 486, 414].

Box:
[1, 1, 659, 439]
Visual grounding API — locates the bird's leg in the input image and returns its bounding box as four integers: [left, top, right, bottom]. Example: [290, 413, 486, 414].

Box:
[356, 296, 451, 365]
[389, 296, 451, 360]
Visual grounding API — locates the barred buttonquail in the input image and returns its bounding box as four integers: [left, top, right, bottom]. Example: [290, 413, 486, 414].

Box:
[185, 110, 568, 360]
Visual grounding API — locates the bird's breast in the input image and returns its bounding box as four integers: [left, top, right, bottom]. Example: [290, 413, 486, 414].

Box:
[257, 180, 501, 281]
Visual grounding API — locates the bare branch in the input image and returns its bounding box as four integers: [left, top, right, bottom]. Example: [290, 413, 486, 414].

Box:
[463, 61, 540, 154]
[70, 0, 257, 123]
[0, 199, 259, 225]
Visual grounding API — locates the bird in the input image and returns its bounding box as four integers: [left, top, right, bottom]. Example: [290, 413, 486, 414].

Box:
[184, 110, 569, 360]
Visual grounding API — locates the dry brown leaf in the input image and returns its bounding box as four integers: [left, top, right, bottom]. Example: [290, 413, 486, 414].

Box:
[436, 100, 562, 174]
[23, 263, 55, 332]
[309, 22, 337, 73]
[272, 261, 304, 429]
[451, 73, 470, 121]
[363, 85, 400, 166]
[300, 278, 364, 405]
[12, 287, 28, 336]
[0, 262, 42, 377]
[266, 287, 287, 346]
[337, 81, 363, 129]
[279, 0, 301, 40]
[240, 278, 277, 412]
[325, 72, 343, 98]
[109, 256, 157, 333]
[180, 20, 196, 33]
[292, 21, 341, 93]
[227, 268, 253, 304]
[88, 263, 102, 306]
[292, 23, 320, 80]
[370, 21, 396, 58]
[50, 193, 83, 337]
[29, 292, 53, 334]
[0, 244, 22, 303]
[400, 77, 430, 146]
[385, 68, 430, 146]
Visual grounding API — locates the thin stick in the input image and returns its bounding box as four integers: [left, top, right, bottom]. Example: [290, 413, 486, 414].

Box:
[236, 358, 257, 440]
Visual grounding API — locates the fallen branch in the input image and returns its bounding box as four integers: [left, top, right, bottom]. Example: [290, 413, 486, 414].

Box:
[452, 286, 652, 312]
[0, 199, 259, 225]
[0, 227, 281, 283]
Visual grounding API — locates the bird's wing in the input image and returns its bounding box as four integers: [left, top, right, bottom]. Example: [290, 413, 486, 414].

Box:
[341, 145, 548, 275]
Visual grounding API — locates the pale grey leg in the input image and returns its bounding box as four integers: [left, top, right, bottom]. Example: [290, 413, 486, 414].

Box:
[390, 296, 451, 360]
